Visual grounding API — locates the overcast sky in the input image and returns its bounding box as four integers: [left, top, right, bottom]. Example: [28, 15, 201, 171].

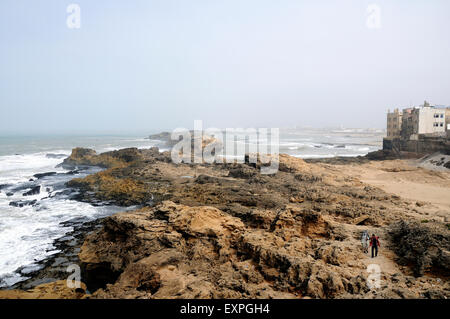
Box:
[1, 0, 449, 134]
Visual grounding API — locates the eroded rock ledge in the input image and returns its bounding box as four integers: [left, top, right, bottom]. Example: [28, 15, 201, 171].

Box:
[53, 146, 449, 299]
[79, 200, 449, 299]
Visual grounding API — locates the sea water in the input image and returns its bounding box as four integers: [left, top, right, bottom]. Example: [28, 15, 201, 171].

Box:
[0, 135, 160, 287]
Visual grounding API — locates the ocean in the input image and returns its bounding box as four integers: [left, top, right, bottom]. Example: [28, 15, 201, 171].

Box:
[0, 129, 383, 288]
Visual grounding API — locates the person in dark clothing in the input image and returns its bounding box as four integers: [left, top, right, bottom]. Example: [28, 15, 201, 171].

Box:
[369, 234, 380, 258]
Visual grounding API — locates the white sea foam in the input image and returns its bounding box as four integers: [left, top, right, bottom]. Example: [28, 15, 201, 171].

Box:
[0, 195, 120, 287]
[293, 153, 367, 159]
[0, 151, 123, 287]
[0, 153, 69, 185]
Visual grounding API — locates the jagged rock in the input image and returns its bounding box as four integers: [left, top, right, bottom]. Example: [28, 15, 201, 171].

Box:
[22, 185, 41, 196]
[389, 220, 450, 277]
[9, 200, 37, 207]
[353, 215, 370, 225]
[195, 174, 221, 184]
[79, 202, 252, 298]
[61, 147, 143, 169]
[67, 171, 152, 206]
[148, 132, 171, 140]
[366, 149, 424, 161]
[444, 161, 450, 169]
[228, 167, 257, 179]
[0, 280, 86, 299]
[33, 172, 57, 179]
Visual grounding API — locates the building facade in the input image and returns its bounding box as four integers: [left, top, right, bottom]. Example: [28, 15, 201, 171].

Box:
[446, 108, 450, 132]
[414, 106, 446, 135]
[386, 108, 402, 137]
[386, 102, 448, 140]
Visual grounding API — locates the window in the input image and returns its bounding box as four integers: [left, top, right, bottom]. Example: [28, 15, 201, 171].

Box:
[440, 114, 444, 118]
[440, 123, 443, 127]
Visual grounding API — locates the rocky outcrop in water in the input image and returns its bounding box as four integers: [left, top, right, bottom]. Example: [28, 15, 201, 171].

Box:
[22, 185, 40, 196]
[33, 172, 57, 179]
[60, 147, 146, 170]
[9, 199, 38, 207]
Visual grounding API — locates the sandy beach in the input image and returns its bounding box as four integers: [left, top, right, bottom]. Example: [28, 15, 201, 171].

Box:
[337, 158, 450, 223]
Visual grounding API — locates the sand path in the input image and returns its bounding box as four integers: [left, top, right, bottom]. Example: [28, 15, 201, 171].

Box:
[361, 248, 400, 276]
[337, 159, 450, 222]
[343, 223, 403, 279]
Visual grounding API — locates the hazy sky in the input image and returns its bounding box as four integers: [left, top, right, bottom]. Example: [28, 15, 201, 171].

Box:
[1, 0, 449, 134]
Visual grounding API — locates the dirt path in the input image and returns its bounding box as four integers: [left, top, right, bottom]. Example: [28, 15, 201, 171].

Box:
[343, 223, 403, 278]
[361, 249, 400, 276]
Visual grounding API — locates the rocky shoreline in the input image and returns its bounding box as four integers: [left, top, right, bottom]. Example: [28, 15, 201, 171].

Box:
[1, 145, 449, 299]
[10, 217, 104, 291]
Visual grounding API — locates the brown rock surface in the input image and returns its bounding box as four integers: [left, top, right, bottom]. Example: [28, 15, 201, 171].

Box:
[0, 280, 86, 299]
[72, 148, 450, 299]
[5, 146, 448, 299]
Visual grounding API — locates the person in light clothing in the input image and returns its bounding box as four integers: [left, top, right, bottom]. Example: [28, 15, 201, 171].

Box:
[361, 230, 370, 254]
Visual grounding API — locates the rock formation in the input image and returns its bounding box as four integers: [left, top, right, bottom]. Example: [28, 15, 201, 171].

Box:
[54, 147, 449, 299]
[390, 220, 449, 277]
[0, 280, 86, 299]
[3, 145, 448, 299]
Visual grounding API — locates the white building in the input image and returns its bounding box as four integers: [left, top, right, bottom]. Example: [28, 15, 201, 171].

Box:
[413, 104, 446, 135]
[386, 101, 448, 140]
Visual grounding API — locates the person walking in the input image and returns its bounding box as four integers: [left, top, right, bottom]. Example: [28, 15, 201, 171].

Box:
[361, 230, 370, 254]
[369, 234, 380, 258]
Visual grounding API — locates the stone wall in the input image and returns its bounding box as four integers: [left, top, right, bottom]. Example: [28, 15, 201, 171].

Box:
[383, 136, 450, 155]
